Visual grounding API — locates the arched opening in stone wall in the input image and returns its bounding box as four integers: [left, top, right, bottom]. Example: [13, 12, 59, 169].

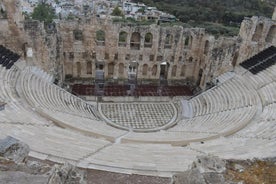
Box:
[252, 23, 264, 42]
[204, 40, 210, 55]
[144, 32, 153, 48]
[180, 65, 186, 77]
[189, 57, 193, 63]
[184, 36, 193, 49]
[76, 62, 81, 77]
[232, 52, 239, 68]
[118, 63, 124, 76]
[108, 63, 114, 77]
[142, 64, 148, 76]
[73, 30, 83, 41]
[152, 64, 157, 76]
[96, 30, 105, 46]
[171, 65, 177, 77]
[265, 25, 276, 43]
[197, 68, 203, 86]
[164, 34, 173, 49]
[86, 61, 92, 74]
[160, 62, 170, 80]
[130, 32, 141, 50]
[118, 31, 127, 47]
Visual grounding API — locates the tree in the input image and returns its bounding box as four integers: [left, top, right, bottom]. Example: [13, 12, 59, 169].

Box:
[111, 6, 124, 17]
[31, 3, 56, 24]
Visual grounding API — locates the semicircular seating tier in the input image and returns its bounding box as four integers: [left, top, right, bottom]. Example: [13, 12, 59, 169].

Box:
[0, 54, 275, 176]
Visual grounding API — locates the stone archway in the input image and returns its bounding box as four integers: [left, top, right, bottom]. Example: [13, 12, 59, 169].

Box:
[252, 23, 264, 42]
[160, 62, 170, 80]
[76, 62, 81, 77]
[130, 32, 141, 50]
[265, 25, 276, 43]
[171, 65, 177, 77]
[142, 64, 148, 76]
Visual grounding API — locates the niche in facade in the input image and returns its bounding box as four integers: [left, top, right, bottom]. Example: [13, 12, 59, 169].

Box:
[86, 61, 92, 74]
[180, 65, 186, 77]
[252, 23, 264, 42]
[171, 65, 177, 77]
[108, 63, 114, 76]
[142, 64, 148, 76]
[76, 62, 81, 77]
[96, 30, 105, 46]
[164, 34, 173, 49]
[152, 64, 157, 76]
[144, 32, 153, 48]
[204, 40, 210, 55]
[184, 36, 193, 49]
[118, 31, 127, 47]
[265, 25, 276, 43]
[130, 32, 141, 50]
[119, 63, 124, 75]
[73, 30, 83, 41]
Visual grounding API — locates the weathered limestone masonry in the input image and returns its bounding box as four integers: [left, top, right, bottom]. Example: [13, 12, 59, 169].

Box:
[0, 0, 60, 78]
[0, 0, 275, 89]
[59, 18, 240, 89]
[238, 14, 276, 65]
[0, 0, 25, 54]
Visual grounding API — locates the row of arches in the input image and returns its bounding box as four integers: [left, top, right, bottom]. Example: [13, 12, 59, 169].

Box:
[75, 61, 188, 78]
[94, 29, 195, 49]
[252, 24, 276, 43]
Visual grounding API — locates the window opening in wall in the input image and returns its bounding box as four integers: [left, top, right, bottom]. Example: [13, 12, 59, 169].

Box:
[87, 61, 92, 74]
[125, 54, 130, 60]
[119, 63, 124, 75]
[76, 62, 81, 77]
[73, 30, 83, 41]
[164, 34, 172, 49]
[96, 30, 105, 46]
[152, 64, 157, 76]
[160, 62, 170, 80]
[139, 55, 143, 61]
[204, 40, 209, 55]
[118, 31, 127, 47]
[157, 55, 163, 62]
[144, 32, 153, 48]
[172, 65, 177, 77]
[180, 65, 186, 77]
[150, 54, 154, 61]
[142, 64, 148, 76]
[252, 23, 264, 42]
[130, 32, 141, 50]
[265, 25, 276, 43]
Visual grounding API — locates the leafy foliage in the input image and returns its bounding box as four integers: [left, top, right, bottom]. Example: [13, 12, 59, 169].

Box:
[134, 0, 276, 36]
[111, 6, 124, 17]
[31, 3, 56, 24]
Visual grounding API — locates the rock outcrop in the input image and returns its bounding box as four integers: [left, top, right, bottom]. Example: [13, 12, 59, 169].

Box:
[47, 163, 86, 184]
[0, 136, 30, 163]
[171, 155, 227, 184]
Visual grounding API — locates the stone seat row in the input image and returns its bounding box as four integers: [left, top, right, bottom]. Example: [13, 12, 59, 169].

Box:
[234, 103, 276, 140]
[19, 67, 98, 120]
[189, 136, 276, 160]
[190, 75, 258, 117]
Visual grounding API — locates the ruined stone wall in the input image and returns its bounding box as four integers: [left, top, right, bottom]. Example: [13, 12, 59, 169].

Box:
[59, 17, 243, 88]
[59, 18, 233, 88]
[237, 16, 276, 64]
[0, 0, 59, 77]
[1, 0, 275, 90]
[0, 0, 25, 54]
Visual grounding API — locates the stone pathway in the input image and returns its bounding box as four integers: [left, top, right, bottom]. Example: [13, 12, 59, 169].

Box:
[99, 102, 177, 131]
